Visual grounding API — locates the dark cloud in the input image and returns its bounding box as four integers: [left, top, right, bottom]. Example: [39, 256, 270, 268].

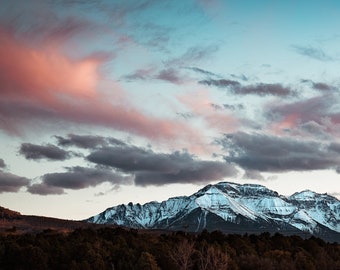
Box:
[312, 82, 334, 91]
[223, 104, 244, 110]
[27, 183, 65, 195]
[238, 83, 294, 97]
[200, 79, 294, 97]
[298, 121, 329, 139]
[19, 143, 70, 161]
[176, 112, 194, 119]
[210, 103, 223, 110]
[55, 134, 124, 149]
[124, 67, 186, 84]
[0, 171, 29, 193]
[210, 103, 244, 111]
[329, 142, 340, 154]
[292, 45, 333, 61]
[0, 158, 6, 169]
[134, 161, 236, 186]
[41, 166, 133, 190]
[56, 134, 105, 148]
[155, 68, 184, 84]
[219, 132, 340, 173]
[301, 79, 335, 91]
[185, 66, 219, 77]
[87, 145, 237, 186]
[266, 94, 333, 125]
[199, 79, 241, 88]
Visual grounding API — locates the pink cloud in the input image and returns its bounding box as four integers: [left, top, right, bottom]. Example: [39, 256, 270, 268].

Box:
[270, 114, 300, 135]
[266, 94, 340, 137]
[0, 29, 100, 102]
[0, 29, 206, 147]
[178, 89, 239, 133]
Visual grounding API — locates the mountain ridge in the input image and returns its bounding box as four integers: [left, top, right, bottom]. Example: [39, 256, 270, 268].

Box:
[87, 181, 340, 242]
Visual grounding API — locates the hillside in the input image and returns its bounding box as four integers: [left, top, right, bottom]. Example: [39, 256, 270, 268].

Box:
[0, 206, 105, 234]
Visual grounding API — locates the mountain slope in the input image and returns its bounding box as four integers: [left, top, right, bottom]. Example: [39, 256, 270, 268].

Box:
[0, 206, 105, 234]
[87, 182, 340, 242]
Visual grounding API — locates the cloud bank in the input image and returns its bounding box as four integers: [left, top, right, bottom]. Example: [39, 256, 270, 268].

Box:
[28, 166, 133, 195]
[87, 145, 237, 186]
[0, 171, 30, 193]
[219, 132, 340, 173]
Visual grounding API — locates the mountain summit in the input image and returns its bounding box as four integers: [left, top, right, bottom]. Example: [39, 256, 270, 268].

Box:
[87, 182, 340, 242]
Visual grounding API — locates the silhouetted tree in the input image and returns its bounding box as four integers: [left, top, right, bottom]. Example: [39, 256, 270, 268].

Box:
[136, 252, 160, 270]
[197, 242, 228, 270]
[167, 239, 195, 270]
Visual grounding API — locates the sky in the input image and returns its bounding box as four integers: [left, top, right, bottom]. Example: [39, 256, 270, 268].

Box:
[1, 0, 340, 220]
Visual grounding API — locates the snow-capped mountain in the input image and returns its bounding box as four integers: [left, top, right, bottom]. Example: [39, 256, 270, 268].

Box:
[87, 182, 340, 242]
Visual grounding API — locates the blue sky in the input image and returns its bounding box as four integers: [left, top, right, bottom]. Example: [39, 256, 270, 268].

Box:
[1, 0, 340, 219]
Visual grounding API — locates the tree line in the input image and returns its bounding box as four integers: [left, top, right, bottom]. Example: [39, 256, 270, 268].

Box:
[0, 227, 339, 269]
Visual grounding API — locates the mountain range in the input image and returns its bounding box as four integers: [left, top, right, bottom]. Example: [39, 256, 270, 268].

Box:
[87, 182, 340, 242]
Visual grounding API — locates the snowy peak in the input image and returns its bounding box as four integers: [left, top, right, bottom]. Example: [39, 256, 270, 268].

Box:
[289, 190, 319, 200]
[290, 190, 338, 203]
[213, 181, 279, 198]
[194, 185, 259, 221]
[87, 182, 340, 242]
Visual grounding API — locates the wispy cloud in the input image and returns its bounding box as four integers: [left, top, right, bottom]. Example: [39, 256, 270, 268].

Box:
[185, 66, 219, 77]
[124, 45, 219, 85]
[292, 45, 333, 61]
[178, 89, 240, 135]
[164, 45, 219, 67]
[199, 79, 241, 88]
[200, 79, 295, 97]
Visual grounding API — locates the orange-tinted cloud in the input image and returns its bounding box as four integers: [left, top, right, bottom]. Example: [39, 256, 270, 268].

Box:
[270, 114, 300, 135]
[178, 88, 239, 133]
[0, 29, 99, 102]
[0, 29, 205, 147]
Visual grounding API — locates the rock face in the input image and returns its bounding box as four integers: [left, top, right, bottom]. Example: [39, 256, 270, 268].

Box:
[87, 182, 340, 242]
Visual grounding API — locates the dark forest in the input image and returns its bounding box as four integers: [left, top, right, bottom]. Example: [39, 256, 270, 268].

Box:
[1, 227, 340, 270]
